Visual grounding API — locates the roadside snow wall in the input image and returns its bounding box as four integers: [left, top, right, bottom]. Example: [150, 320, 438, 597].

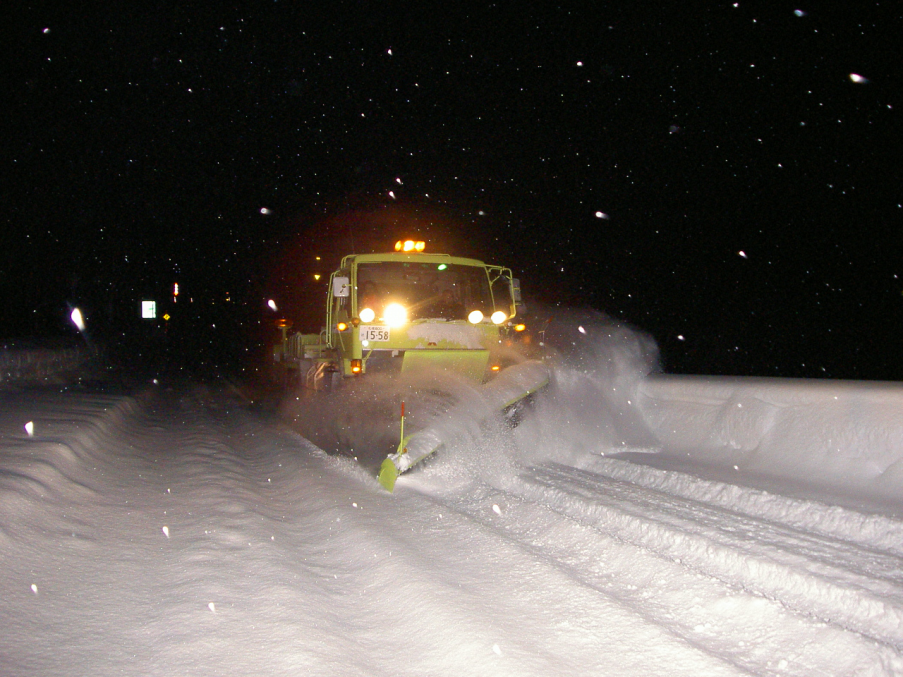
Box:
[0, 344, 91, 385]
[637, 375, 903, 505]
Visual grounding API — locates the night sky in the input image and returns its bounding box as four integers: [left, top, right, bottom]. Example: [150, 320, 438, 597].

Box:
[5, 3, 901, 380]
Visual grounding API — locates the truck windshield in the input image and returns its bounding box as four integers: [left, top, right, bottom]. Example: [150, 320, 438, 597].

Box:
[356, 261, 495, 320]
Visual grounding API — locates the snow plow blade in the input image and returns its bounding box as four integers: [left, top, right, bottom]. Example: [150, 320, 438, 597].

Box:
[377, 360, 549, 492]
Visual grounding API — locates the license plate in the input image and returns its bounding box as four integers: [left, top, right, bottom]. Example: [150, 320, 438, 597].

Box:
[360, 326, 390, 342]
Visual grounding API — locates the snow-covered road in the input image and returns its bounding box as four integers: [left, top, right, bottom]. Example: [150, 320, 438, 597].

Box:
[2, 376, 902, 676]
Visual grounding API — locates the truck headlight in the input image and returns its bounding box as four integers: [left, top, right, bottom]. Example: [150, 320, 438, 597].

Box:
[359, 307, 376, 323]
[384, 303, 407, 328]
[467, 310, 484, 324]
[490, 311, 507, 325]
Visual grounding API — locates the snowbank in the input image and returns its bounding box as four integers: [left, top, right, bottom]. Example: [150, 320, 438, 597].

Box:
[637, 375, 903, 506]
[0, 341, 91, 386]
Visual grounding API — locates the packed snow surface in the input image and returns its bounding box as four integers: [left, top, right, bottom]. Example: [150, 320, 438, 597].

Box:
[2, 317, 903, 675]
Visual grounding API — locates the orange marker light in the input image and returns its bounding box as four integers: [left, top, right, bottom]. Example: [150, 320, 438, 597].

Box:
[394, 240, 426, 252]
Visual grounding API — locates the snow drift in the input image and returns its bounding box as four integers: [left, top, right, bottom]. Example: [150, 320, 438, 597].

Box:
[637, 375, 903, 508]
[505, 309, 903, 510]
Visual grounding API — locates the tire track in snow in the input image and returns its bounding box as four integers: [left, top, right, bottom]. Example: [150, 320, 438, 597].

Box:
[517, 462, 903, 650]
[408, 461, 903, 675]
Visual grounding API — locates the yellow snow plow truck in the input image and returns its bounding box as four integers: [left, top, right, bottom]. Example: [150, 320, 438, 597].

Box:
[273, 240, 549, 491]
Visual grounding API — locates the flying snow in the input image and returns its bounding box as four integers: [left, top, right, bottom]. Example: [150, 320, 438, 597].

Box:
[70, 307, 86, 331]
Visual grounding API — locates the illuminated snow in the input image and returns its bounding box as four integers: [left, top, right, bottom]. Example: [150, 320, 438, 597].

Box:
[1, 325, 902, 675]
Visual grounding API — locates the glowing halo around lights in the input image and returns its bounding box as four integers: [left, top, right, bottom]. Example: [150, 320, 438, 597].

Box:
[467, 310, 484, 324]
[490, 311, 507, 325]
[383, 303, 407, 327]
[359, 307, 376, 323]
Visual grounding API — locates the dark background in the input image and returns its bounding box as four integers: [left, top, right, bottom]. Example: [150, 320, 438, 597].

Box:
[5, 3, 901, 380]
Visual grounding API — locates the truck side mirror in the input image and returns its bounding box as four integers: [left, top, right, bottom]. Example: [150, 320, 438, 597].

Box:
[511, 277, 528, 315]
[332, 276, 350, 297]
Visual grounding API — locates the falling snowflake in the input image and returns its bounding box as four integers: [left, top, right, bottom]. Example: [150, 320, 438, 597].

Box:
[849, 73, 868, 84]
[70, 308, 85, 331]
[595, 211, 609, 219]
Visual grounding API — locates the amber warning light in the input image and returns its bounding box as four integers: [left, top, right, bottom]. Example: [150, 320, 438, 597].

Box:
[395, 240, 426, 252]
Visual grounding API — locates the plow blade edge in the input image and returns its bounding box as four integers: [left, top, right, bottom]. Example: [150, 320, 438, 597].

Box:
[378, 360, 550, 491]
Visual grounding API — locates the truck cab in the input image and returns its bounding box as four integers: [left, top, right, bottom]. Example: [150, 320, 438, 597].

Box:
[276, 240, 526, 390]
